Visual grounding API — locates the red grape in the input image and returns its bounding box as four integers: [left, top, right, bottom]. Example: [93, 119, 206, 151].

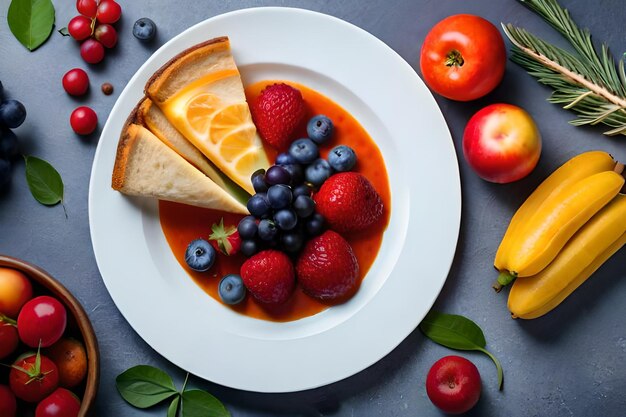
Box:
[67, 15, 93, 41]
[94, 24, 118, 48]
[97, 0, 122, 24]
[70, 107, 98, 135]
[62, 68, 90, 96]
[80, 38, 105, 64]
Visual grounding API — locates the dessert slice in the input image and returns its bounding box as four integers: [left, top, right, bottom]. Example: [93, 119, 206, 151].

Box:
[145, 36, 269, 195]
[135, 98, 250, 205]
[111, 123, 248, 214]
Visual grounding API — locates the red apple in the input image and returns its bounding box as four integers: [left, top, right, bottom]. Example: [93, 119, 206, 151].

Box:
[0, 267, 33, 318]
[426, 355, 481, 414]
[463, 103, 541, 183]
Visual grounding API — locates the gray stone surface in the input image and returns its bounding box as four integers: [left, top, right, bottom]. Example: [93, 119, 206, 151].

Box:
[1, 0, 625, 416]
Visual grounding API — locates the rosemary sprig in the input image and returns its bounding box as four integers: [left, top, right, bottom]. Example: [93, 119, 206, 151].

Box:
[503, 0, 626, 136]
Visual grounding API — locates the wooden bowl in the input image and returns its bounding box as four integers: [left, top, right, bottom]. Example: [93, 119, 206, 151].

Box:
[0, 255, 100, 416]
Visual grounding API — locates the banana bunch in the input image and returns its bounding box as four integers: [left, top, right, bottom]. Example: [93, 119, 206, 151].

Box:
[493, 151, 626, 318]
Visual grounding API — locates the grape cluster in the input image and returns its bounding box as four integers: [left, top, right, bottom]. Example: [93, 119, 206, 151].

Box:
[0, 82, 26, 190]
[238, 115, 358, 257]
[68, 0, 122, 64]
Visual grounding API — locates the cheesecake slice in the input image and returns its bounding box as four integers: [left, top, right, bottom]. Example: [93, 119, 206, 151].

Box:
[111, 123, 248, 214]
[145, 36, 269, 195]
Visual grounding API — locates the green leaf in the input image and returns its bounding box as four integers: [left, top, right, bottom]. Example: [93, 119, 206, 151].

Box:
[168, 396, 181, 417]
[116, 365, 179, 409]
[7, 0, 55, 51]
[24, 156, 64, 206]
[182, 390, 230, 417]
[420, 311, 504, 390]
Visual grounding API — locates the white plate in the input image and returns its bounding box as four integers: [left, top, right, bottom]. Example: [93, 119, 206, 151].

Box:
[89, 7, 460, 393]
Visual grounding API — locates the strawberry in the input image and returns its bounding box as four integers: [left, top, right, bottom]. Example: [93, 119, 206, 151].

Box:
[313, 172, 384, 233]
[240, 250, 295, 304]
[251, 83, 306, 150]
[209, 218, 241, 256]
[296, 230, 359, 301]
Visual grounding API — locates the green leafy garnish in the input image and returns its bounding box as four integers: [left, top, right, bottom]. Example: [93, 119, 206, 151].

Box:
[420, 311, 504, 390]
[24, 155, 65, 213]
[7, 0, 55, 51]
[503, 0, 626, 136]
[116, 365, 230, 417]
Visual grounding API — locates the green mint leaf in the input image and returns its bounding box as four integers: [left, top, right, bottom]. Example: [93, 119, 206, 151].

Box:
[57, 26, 69, 36]
[420, 311, 504, 390]
[116, 365, 178, 408]
[182, 390, 230, 417]
[7, 0, 55, 51]
[419, 311, 486, 350]
[168, 395, 181, 417]
[24, 156, 64, 206]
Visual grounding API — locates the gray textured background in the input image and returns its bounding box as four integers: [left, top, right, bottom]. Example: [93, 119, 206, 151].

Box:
[1, 1, 625, 416]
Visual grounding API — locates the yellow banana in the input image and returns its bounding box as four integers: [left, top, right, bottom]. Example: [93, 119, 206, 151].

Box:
[494, 151, 616, 272]
[495, 170, 624, 287]
[508, 194, 626, 319]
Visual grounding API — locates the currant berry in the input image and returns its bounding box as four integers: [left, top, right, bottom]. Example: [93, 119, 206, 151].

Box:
[76, 0, 98, 18]
[94, 24, 118, 48]
[96, 0, 122, 24]
[62, 68, 89, 96]
[67, 15, 93, 41]
[70, 106, 98, 135]
[80, 38, 105, 64]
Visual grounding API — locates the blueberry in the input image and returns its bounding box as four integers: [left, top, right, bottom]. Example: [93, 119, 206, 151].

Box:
[274, 209, 298, 231]
[265, 165, 291, 185]
[267, 184, 293, 209]
[251, 169, 268, 193]
[281, 232, 304, 253]
[218, 274, 246, 305]
[283, 163, 303, 185]
[328, 145, 357, 172]
[133, 17, 157, 41]
[307, 115, 334, 144]
[0, 100, 26, 129]
[184, 239, 216, 272]
[0, 158, 11, 189]
[293, 195, 315, 218]
[305, 158, 332, 187]
[306, 213, 325, 236]
[247, 193, 270, 218]
[292, 183, 312, 198]
[258, 219, 278, 241]
[276, 152, 297, 166]
[237, 216, 258, 239]
[289, 138, 319, 165]
[240, 239, 259, 257]
[0, 127, 18, 159]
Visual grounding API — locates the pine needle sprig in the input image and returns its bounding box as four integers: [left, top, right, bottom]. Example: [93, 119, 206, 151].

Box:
[502, 0, 626, 136]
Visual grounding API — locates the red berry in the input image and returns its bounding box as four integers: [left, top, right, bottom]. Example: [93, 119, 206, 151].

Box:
[76, 0, 97, 18]
[240, 250, 295, 304]
[94, 24, 118, 48]
[251, 83, 306, 150]
[96, 0, 122, 24]
[314, 172, 384, 233]
[67, 15, 93, 41]
[62, 68, 89, 96]
[426, 356, 482, 414]
[70, 107, 98, 135]
[80, 38, 105, 64]
[296, 230, 359, 301]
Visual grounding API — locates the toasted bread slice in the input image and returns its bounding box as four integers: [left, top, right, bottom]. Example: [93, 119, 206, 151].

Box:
[111, 123, 248, 214]
[145, 36, 269, 195]
[136, 98, 250, 205]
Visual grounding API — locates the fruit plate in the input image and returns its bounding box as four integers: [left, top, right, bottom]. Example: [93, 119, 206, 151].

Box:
[89, 7, 461, 393]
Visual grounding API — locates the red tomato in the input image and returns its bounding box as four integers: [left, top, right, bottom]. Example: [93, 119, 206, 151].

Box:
[0, 318, 19, 359]
[0, 384, 17, 417]
[9, 353, 59, 402]
[420, 14, 506, 101]
[17, 296, 67, 348]
[0, 267, 33, 318]
[426, 355, 481, 414]
[36, 388, 81, 417]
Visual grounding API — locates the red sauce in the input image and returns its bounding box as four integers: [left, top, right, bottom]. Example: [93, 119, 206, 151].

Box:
[159, 81, 391, 322]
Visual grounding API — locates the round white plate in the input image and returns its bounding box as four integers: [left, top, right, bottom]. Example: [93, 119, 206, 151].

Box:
[89, 7, 460, 393]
